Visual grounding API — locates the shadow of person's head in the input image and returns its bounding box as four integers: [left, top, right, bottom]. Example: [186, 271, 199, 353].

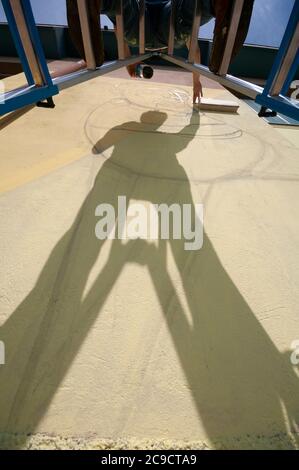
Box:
[140, 110, 168, 129]
[90, 108, 200, 185]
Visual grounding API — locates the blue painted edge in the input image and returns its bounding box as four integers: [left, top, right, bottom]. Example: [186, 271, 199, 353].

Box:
[0, 84, 59, 116]
[255, 93, 299, 122]
[263, 1, 299, 97]
[21, 0, 54, 86]
[245, 99, 299, 126]
[1, 0, 34, 85]
[282, 48, 299, 96]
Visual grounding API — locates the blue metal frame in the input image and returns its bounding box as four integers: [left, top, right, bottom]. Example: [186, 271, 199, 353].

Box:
[255, 93, 299, 121]
[0, 0, 58, 116]
[2, 0, 34, 85]
[281, 47, 299, 97]
[20, 0, 54, 85]
[2, 85, 58, 114]
[255, 0, 299, 121]
[263, 1, 299, 97]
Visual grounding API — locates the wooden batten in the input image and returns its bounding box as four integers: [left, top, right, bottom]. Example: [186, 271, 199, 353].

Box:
[77, 0, 97, 70]
[115, 0, 126, 60]
[188, 0, 201, 63]
[269, 23, 299, 96]
[10, 0, 45, 85]
[218, 0, 244, 76]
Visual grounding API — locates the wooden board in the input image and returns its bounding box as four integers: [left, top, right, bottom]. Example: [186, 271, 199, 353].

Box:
[218, 0, 244, 76]
[10, 0, 44, 86]
[197, 97, 240, 113]
[270, 23, 299, 96]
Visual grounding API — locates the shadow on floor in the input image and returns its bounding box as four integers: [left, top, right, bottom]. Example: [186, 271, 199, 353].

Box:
[0, 110, 298, 449]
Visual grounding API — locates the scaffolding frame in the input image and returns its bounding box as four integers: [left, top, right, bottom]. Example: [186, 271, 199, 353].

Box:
[0, 0, 298, 120]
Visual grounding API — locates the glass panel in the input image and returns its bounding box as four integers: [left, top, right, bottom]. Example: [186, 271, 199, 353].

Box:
[0, 0, 295, 47]
[199, 0, 295, 48]
[0, 0, 113, 28]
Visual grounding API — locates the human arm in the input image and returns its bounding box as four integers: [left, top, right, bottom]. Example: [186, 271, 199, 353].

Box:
[186, 37, 203, 104]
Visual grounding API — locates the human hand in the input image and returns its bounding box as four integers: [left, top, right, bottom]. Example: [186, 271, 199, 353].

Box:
[193, 79, 203, 104]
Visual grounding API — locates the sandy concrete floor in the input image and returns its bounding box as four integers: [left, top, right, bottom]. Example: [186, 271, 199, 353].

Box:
[0, 68, 299, 450]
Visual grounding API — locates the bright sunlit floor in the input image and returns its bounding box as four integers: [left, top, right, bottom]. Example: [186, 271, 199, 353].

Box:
[0, 68, 299, 450]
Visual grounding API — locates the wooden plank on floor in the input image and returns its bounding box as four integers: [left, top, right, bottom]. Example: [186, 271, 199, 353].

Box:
[115, 0, 126, 60]
[197, 97, 240, 113]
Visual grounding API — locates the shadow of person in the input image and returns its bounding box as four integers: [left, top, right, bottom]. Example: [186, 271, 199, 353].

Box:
[0, 110, 298, 449]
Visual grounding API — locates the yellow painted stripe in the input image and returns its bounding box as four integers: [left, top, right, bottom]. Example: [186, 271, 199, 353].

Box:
[0, 146, 88, 195]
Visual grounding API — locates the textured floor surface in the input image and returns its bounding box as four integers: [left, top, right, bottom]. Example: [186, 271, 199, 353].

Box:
[0, 68, 299, 449]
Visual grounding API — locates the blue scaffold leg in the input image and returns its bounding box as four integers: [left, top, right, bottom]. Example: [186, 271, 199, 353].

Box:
[0, 0, 58, 116]
[255, 1, 299, 121]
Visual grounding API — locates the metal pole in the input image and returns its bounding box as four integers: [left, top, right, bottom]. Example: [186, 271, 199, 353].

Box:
[6, 0, 45, 85]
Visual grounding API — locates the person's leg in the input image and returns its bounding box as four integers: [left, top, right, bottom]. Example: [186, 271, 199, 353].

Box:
[66, 1, 141, 65]
[102, 0, 140, 47]
[179, 0, 214, 28]
[155, 0, 213, 50]
[66, 0, 104, 66]
[164, 0, 255, 74]
[154, 1, 172, 49]
[175, 0, 214, 44]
